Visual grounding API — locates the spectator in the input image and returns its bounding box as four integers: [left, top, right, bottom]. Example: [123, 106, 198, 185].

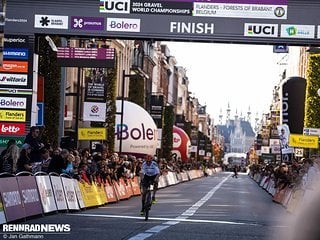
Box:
[0, 139, 17, 172]
[1, 144, 20, 174]
[16, 143, 33, 173]
[47, 148, 69, 174]
[39, 148, 52, 173]
[62, 153, 75, 176]
[24, 126, 44, 163]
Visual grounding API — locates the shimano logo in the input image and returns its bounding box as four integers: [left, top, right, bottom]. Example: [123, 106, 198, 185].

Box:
[107, 18, 140, 32]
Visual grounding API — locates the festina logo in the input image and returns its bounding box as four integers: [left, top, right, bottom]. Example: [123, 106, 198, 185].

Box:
[170, 22, 214, 34]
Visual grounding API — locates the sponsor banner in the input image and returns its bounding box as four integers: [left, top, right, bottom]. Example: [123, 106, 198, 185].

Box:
[269, 138, 280, 145]
[106, 18, 141, 32]
[161, 0, 287, 3]
[281, 77, 306, 133]
[0, 61, 28, 73]
[130, 0, 192, 15]
[78, 127, 107, 140]
[78, 182, 100, 207]
[50, 176, 68, 211]
[280, 24, 315, 39]
[115, 100, 158, 156]
[289, 134, 319, 149]
[0, 194, 5, 224]
[261, 146, 270, 154]
[73, 179, 85, 209]
[0, 73, 28, 86]
[271, 145, 281, 154]
[100, 0, 131, 14]
[244, 23, 278, 37]
[3, 48, 28, 60]
[57, 47, 115, 60]
[71, 16, 104, 31]
[0, 96, 27, 109]
[193, 2, 287, 19]
[0, 137, 24, 147]
[0, 177, 26, 222]
[4, 35, 28, 48]
[0, 122, 26, 135]
[84, 68, 107, 102]
[60, 177, 80, 210]
[150, 95, 164, 128]
[16, 176, 43, 218]
[34, 14, 68, 29]
[83, 102, 106, 122]
[35, 176, 57, 213]
[0, 109, 26, 122]
[0, 88, 32, 95]
[170, 21, 214, 34]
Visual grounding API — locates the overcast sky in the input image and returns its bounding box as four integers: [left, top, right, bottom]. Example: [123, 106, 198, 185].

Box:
[162, 41, 283, 126]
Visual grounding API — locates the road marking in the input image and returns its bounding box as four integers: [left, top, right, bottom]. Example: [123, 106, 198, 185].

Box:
[127, 233, 153, 240]
[69, 213, 257, 226]
[71, 176, 249, 240]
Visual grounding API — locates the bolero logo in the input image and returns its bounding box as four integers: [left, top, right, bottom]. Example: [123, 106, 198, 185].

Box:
[115, 123, 156, 141]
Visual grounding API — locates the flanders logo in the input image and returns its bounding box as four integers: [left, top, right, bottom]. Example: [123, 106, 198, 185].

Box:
[0, 110, 26, 122]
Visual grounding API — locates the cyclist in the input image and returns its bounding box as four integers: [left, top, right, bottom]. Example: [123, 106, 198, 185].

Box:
[140, 155, 160, 215]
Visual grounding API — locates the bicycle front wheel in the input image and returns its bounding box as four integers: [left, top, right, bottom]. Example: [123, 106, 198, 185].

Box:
[144, 190, 151, 221]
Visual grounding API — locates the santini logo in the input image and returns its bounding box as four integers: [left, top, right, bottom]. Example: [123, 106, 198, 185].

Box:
[244, 23, 278, 37]
[107, 18, 140, 32]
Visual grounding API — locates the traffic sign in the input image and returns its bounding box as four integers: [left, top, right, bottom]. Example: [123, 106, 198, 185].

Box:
[294, 148, 304, 157]
[303, 127, 320, 136]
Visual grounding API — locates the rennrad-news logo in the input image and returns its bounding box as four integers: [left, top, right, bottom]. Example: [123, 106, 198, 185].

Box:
[100, 0, 130, 14]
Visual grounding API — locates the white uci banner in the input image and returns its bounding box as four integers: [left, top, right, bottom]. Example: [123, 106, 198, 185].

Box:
[73, 179, 85, 209]
[83, 102, 106, 122]
[35, 176, 57, 213]
[61, 177, 80, 210]
[50, 175, 68, 211]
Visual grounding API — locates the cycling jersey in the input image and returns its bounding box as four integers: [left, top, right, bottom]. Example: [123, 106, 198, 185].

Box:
[141, 161, 160, 176]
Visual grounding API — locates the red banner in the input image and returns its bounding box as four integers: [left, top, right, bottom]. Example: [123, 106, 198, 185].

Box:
[0, 122, 26, 135]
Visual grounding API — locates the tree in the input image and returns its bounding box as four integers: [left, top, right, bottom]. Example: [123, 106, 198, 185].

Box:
[38, 36, 61, 148]
[304, 54, 320, 128]
[161, 105, 174, 160]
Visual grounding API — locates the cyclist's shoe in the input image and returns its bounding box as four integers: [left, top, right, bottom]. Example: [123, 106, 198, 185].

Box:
[152, 197, 157, 204]
[140, 209, 145, 216]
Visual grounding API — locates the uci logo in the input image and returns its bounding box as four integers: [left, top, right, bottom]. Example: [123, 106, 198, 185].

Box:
[245, 24, 278, 37]
[100, 0, 130, 14]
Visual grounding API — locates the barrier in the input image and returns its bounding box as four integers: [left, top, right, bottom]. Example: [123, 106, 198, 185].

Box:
[105, 181, 118, 203]
[0, 168, 219, 223]
[250, 168, 320, 214]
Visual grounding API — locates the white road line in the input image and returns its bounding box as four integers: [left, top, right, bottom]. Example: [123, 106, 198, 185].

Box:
[127, 233, 153, 240]
[69, 213, 257, 226]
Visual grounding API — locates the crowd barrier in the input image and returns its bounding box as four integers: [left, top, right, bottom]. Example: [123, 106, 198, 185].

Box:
[250, 170, 318, 214]
[0, 167, 222, 224]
